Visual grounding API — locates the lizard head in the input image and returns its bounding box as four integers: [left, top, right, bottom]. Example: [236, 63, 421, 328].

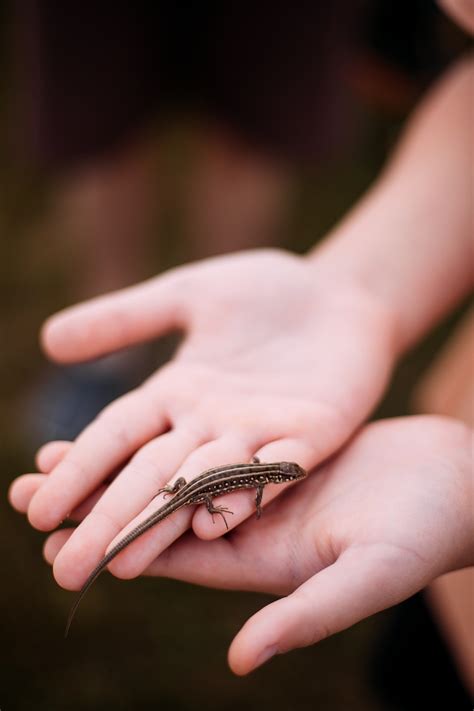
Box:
[279, 461, 308, 481]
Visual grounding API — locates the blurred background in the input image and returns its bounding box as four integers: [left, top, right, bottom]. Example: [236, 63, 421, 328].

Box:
[0, 2, 471, 710]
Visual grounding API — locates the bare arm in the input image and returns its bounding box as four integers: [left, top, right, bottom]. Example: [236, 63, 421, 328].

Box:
[313, 57, 473, 352]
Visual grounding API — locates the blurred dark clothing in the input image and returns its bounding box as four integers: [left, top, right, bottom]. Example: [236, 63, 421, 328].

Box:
[370, 593, 472, 710]
[18, 1, 358, 169]
[16, 1, 467, 171]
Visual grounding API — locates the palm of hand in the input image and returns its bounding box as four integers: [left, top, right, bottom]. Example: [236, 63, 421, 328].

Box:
[13, 249, 394, 590]
[149, 417, 471, 674]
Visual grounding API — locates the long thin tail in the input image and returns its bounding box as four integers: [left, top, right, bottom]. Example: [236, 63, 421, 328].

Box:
[65, 499, 179, 637]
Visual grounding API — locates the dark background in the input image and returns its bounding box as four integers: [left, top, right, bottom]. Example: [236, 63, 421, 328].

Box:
[0, 3, 470, 710]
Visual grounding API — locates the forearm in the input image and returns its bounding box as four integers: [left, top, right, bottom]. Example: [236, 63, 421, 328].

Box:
[310, 57, 473, 354]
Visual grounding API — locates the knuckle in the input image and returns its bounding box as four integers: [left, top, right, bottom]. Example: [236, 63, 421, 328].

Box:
[126, 454, 164, 490]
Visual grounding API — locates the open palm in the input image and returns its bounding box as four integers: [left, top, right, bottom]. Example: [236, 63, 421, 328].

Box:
[13, 249, 396, 591]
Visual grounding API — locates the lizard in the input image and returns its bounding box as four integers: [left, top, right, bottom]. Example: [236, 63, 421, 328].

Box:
[65, 457, 307, 636]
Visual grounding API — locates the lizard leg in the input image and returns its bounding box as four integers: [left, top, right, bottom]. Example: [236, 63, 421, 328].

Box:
[157, 476, 187, 499]
[255, 484, 264, 519]
[204, 495, 234, 530]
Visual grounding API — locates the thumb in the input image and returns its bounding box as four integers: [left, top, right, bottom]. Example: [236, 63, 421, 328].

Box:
[228, 544, 426, 676]
[41, 267, 190, 363]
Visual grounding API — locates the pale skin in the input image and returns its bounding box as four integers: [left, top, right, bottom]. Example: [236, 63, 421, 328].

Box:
[8, 52, 473, 671]
[11, 417, 474, 676]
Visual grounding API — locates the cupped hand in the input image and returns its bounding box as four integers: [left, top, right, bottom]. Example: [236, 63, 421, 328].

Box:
[14, 417, 472, 675]
[141, 417, 472, 674]
[10, 249, 396, 590]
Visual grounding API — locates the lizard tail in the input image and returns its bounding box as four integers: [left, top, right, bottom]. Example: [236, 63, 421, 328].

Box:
[64, 502, 174, 637]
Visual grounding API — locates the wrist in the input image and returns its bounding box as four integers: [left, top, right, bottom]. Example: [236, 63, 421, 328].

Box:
[456, 429, 474, 569]
[427, 418, 474, 574]
[303, 206, 404, 362]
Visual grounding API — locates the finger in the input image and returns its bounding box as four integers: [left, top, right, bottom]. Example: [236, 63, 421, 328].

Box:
[10, 441, 73, 514]
[44, 529, 74, 564]
[147, 532, 243, 587]
[9, 472, 108, 517]
[52, 428, 203, 589]
[147, 531, 279, 592]
[228, 544, 427, 676]
[41, 268, 189, 363]
[28, 385, 170, 531]
[8, 474, 47, 513]
[192, 437, 317, 540]
[69, 485, 108, 522]
[36, 441, 72, 473]
[106, 435, 253, 581]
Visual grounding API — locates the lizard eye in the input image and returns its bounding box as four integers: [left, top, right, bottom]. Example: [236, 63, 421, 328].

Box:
[280, 462, 305, 478]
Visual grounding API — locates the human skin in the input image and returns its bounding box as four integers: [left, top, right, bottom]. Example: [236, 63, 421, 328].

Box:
[9, 56, 472, 594]
[415, 308, 474, 694]
[12, 417, 474, 675]
[112, 417, 474, 676]
[439, 0, 474, 35]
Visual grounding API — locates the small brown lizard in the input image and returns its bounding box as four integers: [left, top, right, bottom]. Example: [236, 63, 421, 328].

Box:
[65, 458, 307, 636]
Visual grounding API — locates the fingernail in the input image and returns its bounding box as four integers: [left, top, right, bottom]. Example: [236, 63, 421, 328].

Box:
[254, 645, 278, 670]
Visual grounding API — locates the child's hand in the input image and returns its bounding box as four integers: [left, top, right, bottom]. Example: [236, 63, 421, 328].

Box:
[10, 249, 397, 589]
[122, 417, 473, 674]
[20, 417, 472, 674]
